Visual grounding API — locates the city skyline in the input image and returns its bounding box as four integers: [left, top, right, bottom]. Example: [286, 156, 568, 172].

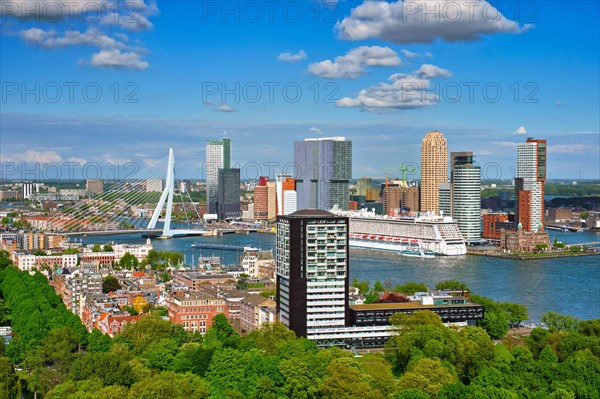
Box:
[1, 1, 598, 179]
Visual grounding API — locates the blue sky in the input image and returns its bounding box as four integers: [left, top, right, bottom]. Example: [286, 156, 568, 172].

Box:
[1, 0, 598, 180]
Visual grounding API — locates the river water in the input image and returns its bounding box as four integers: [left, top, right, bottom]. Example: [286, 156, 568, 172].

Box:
[78, 229, 600, 322]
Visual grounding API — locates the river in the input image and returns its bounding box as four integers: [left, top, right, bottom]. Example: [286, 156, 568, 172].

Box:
[76, 229, 600, 322]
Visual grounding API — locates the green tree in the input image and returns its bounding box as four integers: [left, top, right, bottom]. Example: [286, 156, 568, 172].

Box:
[395, 282, 428, 295]
[480, 311, 509, 339]
[435, 280, 469, 292]
[27, 326, 81, 395]
[92, 243, 102, 252]
[373, 280, 385, 293]
[127, 371, 210, 399]
[395, 389, 431, 399]
[0, 356, 19, 399]
[102, 275, 121, 293]
[64, 248, 80, 255]
[351, 277, 370, 295]
[33, 250, 47, 256]
[542, 312, 581, 332]
[103, 244, 113, 252]
[397, 358, 458, 399]
[86, 329, 113, 353]
[204, 314, 240, 348]
[319, 357, 386, 399]
[119, 252, 139, 270]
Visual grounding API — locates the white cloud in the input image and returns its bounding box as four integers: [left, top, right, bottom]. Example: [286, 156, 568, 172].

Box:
[102, 154, 132, 165]
[215, 104, 236, 112]
[19, 27, 125, 49]
[0, 150, 63, 163]
[401, 49, 432, 58]
[337, 0, 531, 44]
[491, 141, 518, 148]
[548, 144, 599, 155]
[310, 127, 324, 135]
[2, 0, 158, 31]
[277, 50, 307, 62]
[89, 49, 149, 71]
[309, 46, 401, 79]
[514, 126, 527, 134]
[336, 63, 452, 110]
[66, 157, 88, 165]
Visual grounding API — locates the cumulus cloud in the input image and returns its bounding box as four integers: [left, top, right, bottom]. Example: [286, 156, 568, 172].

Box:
[19, 27, 125, 49]
[2, 0, 158, 31]
[401, 49, 432, 58]
[215, 104, 236, 112]
[337, 0, 531, 44]
[548, 144, 599, 155]
[277, 50, 307, 62]
[0, 150, 63, 163]
[514, 126, 527, 134]
[309, 127, 325, 135]
[89, 49, 149, 70]
[9, 0, 156, 69]
[336, 63, 451, 110]
[309, 46, 401, 79]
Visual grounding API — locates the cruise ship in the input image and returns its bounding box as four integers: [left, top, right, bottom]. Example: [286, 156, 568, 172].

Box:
[330, 207, 467, 256]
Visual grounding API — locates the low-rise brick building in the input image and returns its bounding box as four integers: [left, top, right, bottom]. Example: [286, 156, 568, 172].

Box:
[167, 291, 228, 334]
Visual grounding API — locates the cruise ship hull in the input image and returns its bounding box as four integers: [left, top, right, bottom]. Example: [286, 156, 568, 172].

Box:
[348, 235, 466, 256]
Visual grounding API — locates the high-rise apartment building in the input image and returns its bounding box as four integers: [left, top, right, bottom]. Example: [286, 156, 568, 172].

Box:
[206, 137, 231, 214]
[420, 131, 448, 212]
[253, 184, 269, 220]
[217, 168, 241, 220]
[146, 179, 163, 193]
[383, 187, 401, 216]
[450, 152, 481, 240]
[276, 174, 297, 216]
[86, 180, 104, 197]
[22, 183, 35, 200]
[276, 210, 349, 338]
[515, 138, 546, 232]
[294, 137, 352, 211]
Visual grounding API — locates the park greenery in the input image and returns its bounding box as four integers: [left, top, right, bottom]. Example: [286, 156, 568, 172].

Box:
[0, 253, 599, 398]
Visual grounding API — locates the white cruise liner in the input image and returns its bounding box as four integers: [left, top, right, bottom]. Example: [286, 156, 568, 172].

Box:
[330, 207, 467, 256]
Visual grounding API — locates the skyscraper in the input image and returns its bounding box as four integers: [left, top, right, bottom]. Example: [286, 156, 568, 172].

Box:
[276, 209, 349, 338]
[420, 131, 448, 212]
[515, 138, 546, 232]
[206, 137, 231, 214]
[217, 168, 241, 220]
[450, 152, 481, 240]
[276, 174, 297, 216]
[294, 137, 352, 211]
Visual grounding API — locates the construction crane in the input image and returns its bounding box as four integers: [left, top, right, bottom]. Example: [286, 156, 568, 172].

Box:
[383, 164, 417, 188]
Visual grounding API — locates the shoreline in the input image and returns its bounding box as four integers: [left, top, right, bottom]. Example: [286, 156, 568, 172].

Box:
[466, 250, 599, 260]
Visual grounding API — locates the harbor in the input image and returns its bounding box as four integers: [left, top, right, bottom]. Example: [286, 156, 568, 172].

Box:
[77, 228, 600, 322]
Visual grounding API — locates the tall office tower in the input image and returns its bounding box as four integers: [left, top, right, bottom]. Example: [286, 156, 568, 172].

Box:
[515, 138, 546, 232]
[217, 168, 240, 220]
[276, 210, 349, 338]
[253, 179, 269, 220]
[438, 183, 452, 216]
[383, 187, 402, 216]
[276, 174, 297, 216]
[206, 137, 231, 214]
[450, 152, 481, 240]
[420, 131, 448, 213]
[400, 187, 420, 212]
[356, 177, 372, 197]
[146, 179, 163, 192]
[267, 181, 277, 221]
[86, 179, 104, 197]
[22, 183, 34, 200]
[294, 137, 352, 211]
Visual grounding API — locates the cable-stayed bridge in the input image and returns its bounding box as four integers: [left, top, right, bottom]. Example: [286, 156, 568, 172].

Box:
[38, 148, 207, 239]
